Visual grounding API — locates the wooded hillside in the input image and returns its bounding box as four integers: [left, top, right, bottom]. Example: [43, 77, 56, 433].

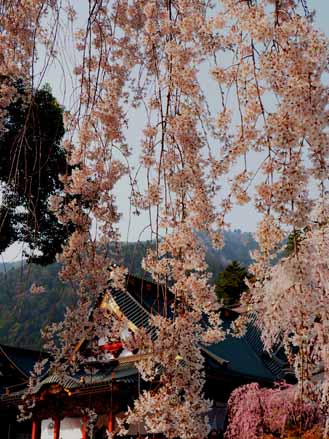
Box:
[0, 230, 256, 348]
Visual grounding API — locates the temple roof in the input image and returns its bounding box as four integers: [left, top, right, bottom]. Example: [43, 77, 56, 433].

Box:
[32, 359, 138, 394]
[104, 275, 286, 382]
[0, 274, 288, 403]
[205, 315, 284, 381]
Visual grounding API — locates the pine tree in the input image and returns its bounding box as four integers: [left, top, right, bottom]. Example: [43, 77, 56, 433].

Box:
[215, 261, 250, 306]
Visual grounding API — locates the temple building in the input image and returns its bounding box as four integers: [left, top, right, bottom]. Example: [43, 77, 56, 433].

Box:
[0, 274, 291, 438]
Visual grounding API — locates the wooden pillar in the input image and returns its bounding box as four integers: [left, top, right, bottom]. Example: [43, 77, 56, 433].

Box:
[31, 419, 40, 439]
[81, 416, 87, 439]
[108, 410, 114, 433]
[53, 418, 60, 439]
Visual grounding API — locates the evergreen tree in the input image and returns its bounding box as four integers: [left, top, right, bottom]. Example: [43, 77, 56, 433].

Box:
[215, 261, 250, 306]
[0, 79, 74, 264]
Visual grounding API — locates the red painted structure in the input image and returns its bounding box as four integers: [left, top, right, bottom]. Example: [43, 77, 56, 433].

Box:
[54, 418, 60, 439]
[82, 416, 87, 439]
[31, 419, 40, 439]
[108, 410, 114, 433]
[100, 341, 123, 353]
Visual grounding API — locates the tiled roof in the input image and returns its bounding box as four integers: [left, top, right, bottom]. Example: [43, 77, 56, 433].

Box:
[205, 316, 284, 382]
[244, 313, 285, 379]
[110, 287, 152, 331]
[106, 278, 286, 382]
[1, 359, 139, 402]
[32, 360, 138, 394]
[0, 274, 287, 401]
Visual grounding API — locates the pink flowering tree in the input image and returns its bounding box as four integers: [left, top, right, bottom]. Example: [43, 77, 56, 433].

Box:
[225, 382, 322, 439]
[1, 0, 329, 437]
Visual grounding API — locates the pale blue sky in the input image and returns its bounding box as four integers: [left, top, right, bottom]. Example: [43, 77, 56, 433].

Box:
[310, 0, 329, 34]
[2, 0, 329, 261]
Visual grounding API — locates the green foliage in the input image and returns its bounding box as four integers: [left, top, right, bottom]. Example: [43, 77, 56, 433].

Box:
[0, 263, 76, 349]
[0, 231, 257, 348]
[0, 79, 74, 264]
[119, 240, 156, 279]
[215, 260, 251, 306]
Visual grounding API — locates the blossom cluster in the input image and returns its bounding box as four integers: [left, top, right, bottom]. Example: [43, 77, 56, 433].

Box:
[240, 222, 329, 433]
[2, 0, 329, 437]
[225, 381, 321, 439]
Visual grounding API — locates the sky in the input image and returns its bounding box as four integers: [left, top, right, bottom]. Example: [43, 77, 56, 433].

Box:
[310, 0, 329, 33]
[1, 0, 329, 262]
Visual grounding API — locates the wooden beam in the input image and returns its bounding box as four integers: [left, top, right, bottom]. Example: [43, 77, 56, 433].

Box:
[31, 420, 37, 439]
[81, 416, 87, 439]
[53, 418, 60, 439]
[31, 420, 40, 439]
[108, 411, 114, 433]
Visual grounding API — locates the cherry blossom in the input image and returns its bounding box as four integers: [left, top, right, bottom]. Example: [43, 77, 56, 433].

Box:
[2, 0, 329, 437]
